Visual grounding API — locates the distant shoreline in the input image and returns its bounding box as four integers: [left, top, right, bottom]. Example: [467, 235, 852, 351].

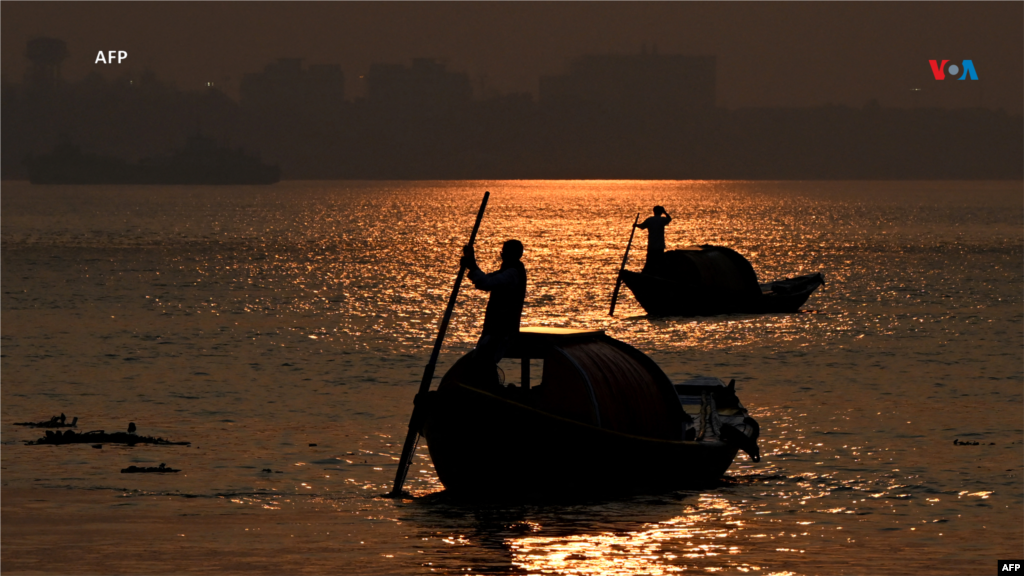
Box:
[5, 177, 1023, 183]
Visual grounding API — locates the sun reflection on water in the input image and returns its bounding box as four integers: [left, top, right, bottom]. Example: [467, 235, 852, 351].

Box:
[28, 180, 1009, 364]
[504, 495, 760, 575]
[1, 181, 1020, 575]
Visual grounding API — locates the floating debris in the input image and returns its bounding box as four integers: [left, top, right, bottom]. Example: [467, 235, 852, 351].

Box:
[121, 463, 180, 474]
[26, 430, 190, 446]
[953, 439, 991, 446]
[14, 414, 77, 428]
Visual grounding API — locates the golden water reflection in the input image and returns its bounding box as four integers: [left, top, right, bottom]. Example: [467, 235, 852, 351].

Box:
[36, 180, 1010, 363]
[507, 495, 762, 575]
[516, 504, 741, 569]
[1, 181, 1019, 575]
[126, 180, 982, 355]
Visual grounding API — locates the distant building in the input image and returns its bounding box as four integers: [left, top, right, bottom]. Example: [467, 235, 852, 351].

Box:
[240, 58, 345, 113]
[366, 58, 471, 114]
[540, 49, 716, 110]
[25, 37, 69, 89]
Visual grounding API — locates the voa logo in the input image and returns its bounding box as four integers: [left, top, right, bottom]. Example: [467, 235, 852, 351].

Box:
[929, 59, 978, 80]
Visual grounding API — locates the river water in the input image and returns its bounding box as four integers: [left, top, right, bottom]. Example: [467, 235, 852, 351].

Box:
[2, 180, 1021, 575]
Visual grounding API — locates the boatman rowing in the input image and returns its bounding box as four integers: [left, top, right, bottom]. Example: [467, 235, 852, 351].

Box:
[637, 205, 672, 266]
[460, 240, 527, 387]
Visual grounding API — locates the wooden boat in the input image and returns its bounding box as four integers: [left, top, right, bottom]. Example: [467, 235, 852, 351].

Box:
[619, 245, 824, 317]
[419, 327, 760, 499]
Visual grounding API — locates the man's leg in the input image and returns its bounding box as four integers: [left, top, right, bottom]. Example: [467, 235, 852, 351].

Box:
[473, 334, 510, 389]
[643, 247, 665, 275]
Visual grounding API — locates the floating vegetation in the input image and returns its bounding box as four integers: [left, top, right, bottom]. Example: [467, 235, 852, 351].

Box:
[26, 430, 190, 446]
[953, 439, 993, 446]
[14, 414, 77, 428]
[121, 463, 180, 474]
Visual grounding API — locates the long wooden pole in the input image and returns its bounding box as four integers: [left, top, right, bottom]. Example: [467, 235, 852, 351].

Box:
[609, 213, 640, 316]
[387, 191, 489, 497]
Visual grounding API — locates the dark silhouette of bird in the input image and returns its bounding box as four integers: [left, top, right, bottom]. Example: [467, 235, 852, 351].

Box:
[128, 422, 137, 434]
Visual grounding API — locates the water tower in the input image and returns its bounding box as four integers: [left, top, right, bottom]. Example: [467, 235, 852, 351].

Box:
[25, 37, 69, 88]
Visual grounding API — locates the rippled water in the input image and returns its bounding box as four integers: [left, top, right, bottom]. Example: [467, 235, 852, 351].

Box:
[2, 180, 1021, 575]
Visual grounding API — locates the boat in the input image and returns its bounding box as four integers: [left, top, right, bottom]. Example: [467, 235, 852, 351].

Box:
[618, 245, 824, 317]
[419, 327, 760, 499]
[25, 134, 280, 185]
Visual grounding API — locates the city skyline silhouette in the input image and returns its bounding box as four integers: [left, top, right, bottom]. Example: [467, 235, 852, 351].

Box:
[5, 37, 1020, 181]
[3, 2, 1021, 112]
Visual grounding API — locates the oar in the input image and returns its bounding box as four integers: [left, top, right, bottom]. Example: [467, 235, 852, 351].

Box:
[609, 213, 640, 316]
[387, 191, 490, 498]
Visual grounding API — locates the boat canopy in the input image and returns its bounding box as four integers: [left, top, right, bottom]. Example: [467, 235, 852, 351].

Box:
[641, 246, 762, 301]
[442, 327, 688, 441]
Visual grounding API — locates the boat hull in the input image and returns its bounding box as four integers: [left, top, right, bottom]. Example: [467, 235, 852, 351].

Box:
[621, 270, 824, 317]
[422, 382, 738, 499]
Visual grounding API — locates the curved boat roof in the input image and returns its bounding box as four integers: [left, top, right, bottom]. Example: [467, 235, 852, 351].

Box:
[642, 246, 761, 299]
[444, 327, 687, 441]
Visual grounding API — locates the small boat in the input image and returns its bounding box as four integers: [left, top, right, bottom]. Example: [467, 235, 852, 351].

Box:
[419, 327, 760, 499]
[619, 245, 824, 317]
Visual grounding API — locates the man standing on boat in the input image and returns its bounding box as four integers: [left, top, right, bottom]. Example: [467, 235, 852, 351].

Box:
[637, 205, 672, 265]
[460, 240, 527, 386]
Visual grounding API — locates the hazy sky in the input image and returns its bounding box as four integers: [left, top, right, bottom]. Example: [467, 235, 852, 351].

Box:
[3, 2, 1022, 112]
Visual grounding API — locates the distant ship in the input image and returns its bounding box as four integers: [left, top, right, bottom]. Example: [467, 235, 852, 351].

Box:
[25, 134, 280, 185]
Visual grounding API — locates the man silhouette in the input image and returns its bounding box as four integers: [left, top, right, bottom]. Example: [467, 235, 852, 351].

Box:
[637, 205, 672, 265]
[460, 240, 527, 386]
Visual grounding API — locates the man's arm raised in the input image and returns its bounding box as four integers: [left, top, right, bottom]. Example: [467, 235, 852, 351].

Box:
[469, 266, 520, 291]
[460, 245, 480, 273]
[462, 244, 521, 290]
